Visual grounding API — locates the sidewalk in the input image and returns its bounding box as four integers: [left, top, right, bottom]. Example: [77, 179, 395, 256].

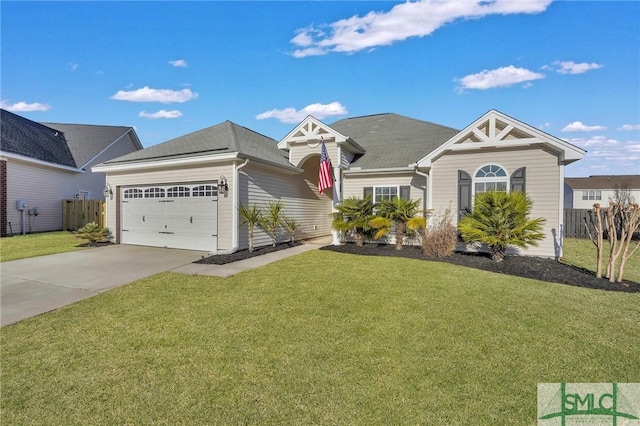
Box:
[171, 236, 332, 278]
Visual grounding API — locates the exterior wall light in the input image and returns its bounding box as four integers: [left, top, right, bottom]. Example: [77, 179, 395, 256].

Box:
[219, 176, 229, 195]
[103, 183, 113, 199]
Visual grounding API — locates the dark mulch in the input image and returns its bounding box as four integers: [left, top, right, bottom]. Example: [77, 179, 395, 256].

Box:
[321, 243, 640, 293]
[76, 241, 115, 248]
[195, 242, 302, 265]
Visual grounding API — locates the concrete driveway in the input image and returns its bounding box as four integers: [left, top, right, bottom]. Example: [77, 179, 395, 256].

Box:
[1, 245, 207, 327]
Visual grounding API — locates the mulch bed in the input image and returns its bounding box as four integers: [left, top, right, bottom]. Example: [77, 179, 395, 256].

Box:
[321, 243, 640, 293]
[195, 241, 302, 265]
[76, 241, 115, 248]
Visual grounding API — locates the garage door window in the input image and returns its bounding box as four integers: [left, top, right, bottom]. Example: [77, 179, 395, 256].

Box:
[193, 185, 217, 197]
[124, 188, 143, 199]
[145, 188, 165, 198]
[167, 186, 190, 197]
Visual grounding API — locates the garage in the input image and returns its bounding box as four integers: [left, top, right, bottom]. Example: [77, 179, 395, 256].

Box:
[120, 182, 218, 252]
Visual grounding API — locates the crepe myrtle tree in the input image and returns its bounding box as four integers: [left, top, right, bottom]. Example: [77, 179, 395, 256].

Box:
[458, 190, 546, 262]
[332, 195, 377, 247]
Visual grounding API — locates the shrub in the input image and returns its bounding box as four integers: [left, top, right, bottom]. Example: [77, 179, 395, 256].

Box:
[74, 222, 109, 243]
[281, 216, 300, 243]
[332, 196, 376, 247]
[458, 190, 545, 262]
[422, 209, 457, 257]
[369, 197, 422, 250]
[238, 204, 263, 252]
[259, 200, 284, 247]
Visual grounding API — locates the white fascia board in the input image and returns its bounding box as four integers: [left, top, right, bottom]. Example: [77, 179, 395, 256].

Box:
[0, 150, 84, 173]
[242, 155, 304, 175]
[343, 166, 414, 176]
[277, 115, 351, 150]
[92, 152, 239, 173]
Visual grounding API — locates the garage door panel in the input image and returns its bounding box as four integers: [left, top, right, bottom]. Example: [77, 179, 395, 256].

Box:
[120, 183, 218, 252]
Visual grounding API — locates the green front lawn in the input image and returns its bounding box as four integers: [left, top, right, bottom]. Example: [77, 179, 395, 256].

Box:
[0, 231, 84, 262]
[2, 250, 638, 424]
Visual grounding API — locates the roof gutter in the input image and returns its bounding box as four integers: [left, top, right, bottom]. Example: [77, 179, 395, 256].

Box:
[92, 152, 239, 173]
[0, 151, 84, 173]
[343, 166, 414, 176]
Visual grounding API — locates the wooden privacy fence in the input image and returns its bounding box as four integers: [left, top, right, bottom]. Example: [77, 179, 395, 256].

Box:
[63, 199, 106, 231]
[564, 208, 590, 239]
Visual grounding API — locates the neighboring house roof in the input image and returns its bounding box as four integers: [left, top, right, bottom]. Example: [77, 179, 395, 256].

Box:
[565, 175, 640, 190]
[1, 109, 77, 168]
[41, 122, 139, 168]
[329, 113, 459, 169]
[1, 109, 141, 170]
[101, 120, 295, 170]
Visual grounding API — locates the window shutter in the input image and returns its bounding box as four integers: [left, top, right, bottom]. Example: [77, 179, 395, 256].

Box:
[510, 167, 526, 192]
[363, 187, 373, 202]
[458, 170, 472, 221]
[399, 186, 411, 201]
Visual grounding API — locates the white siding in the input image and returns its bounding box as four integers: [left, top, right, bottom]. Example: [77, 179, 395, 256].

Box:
[5, 159, 82, 233]
[3, 133, 140, 234]
[431, 147, 561, 257]
[288, 141, 339, 168]
[570, 188, 640, 209]
[239, 161, 332, 250]
[342, 172, 425, 205]
[106, 162, 235, 250]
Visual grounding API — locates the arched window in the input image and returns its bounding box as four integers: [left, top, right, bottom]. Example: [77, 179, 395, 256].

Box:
[144, 187, 165, 198]
[474, 165, 508, 194]
[124, 188, 143, 199]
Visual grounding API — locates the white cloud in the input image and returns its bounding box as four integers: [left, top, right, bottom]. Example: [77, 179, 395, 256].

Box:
[561, 121, 607, 132]
[618, 124, 640, 131]
[551, 61, 603, 75]
[169, 59, 188, 68]
[565, 137, 639, 176]
[110, 86, 198, 103]
[291, 0, 553, 57]
[139, 110, 183, 119]
[455, 66, 544, 91]
[256, 102, 348, 124]
[0, 100, 51, 112]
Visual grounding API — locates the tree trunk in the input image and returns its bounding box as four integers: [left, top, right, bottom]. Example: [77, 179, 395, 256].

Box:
[491, 245, 505, 262]
[595, 205, 604, 278]
[395, 221, 405, 250]
[248, 225, 254, 252]
[616, 204, 640, 283]
[355, 232, 365, 247]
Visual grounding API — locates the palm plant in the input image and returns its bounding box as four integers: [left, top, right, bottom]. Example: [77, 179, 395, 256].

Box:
[369, 197, 422, 250]
[259, 200, 284, 247]
[458, 190, 546, 262]
[74, 222, 110, 243]
[332, 196, 376, 247]
[238, 203, 263, 252]
[281, 216, 300, 243]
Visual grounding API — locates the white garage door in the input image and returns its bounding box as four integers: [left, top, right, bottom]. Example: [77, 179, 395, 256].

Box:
[121, 183, 218, 252]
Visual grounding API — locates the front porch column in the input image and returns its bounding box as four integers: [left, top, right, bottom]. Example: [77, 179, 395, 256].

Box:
[331, 165, 342, 245]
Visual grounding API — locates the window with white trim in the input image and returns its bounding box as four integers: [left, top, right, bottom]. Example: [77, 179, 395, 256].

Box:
[474, 165, 508, 193]
[582, 190, 602, 201]
[192, 185, 217, 197]
[124, 188, 143, 199]
[167, 186, 190, 197]
[144, 187, 165, 198]
[374, 186, 398, 203]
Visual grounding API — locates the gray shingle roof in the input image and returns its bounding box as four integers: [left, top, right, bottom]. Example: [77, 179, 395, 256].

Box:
[1, 109, 77, 168]
[41, 122, 133, 168]
[103, 120, 293, 169]
[565, 175, 640, 190]
[329, 113, 459, 169]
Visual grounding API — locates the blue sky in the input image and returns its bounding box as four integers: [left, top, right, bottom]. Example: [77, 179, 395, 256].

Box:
[2, 1, 638, 177]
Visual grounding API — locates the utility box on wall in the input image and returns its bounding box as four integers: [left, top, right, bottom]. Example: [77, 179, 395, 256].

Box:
[16, 199, 27, 211]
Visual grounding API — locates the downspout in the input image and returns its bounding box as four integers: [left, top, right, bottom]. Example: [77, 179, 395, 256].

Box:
[217, 158, 250, 254]
[414, 166, 432, 228]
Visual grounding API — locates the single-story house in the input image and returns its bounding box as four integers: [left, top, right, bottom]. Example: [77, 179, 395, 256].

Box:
[0, 109, 143, 235]
[564, 175, 640, 209]
[93, 109, 585, 257]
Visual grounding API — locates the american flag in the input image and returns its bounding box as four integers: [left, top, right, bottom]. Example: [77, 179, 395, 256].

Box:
[318, 139, 333, 195]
